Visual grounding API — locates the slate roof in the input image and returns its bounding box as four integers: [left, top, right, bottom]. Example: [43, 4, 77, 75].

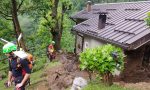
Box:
[71, 1, 150, 50]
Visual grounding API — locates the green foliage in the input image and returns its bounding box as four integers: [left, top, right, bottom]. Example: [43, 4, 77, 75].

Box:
[79, 44, 124, 75]
[61, 28, 75, 52]
[145, 12, 150, 26]
[0, 60, 9, 80]
[0, 18, 14, 60]
[61, 14, 75, 52]
[21, 0, 74, 51]
[0, 0, 11, 19]
[32, 56, 47, 72]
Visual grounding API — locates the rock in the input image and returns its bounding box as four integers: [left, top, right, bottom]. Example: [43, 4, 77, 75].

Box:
[65, 63, 74, 72]
[48, 73, 58, 85]
[73, 64, 78, 70]
[45, 53, 90, 90]
[58, 50, 63, 53]
[55, 68, 68, 75]
[60, 55, 67, 64]
[63, 75, 74, 88]
[61, 87, 65, 90]
[49, 83, 60, 90]
[71, 77, 87, 90]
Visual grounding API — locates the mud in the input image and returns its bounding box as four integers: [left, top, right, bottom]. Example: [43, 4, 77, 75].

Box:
[44, 53, 89, 90]
[34, 52, 150, 90]
[117, 49, 150, 83]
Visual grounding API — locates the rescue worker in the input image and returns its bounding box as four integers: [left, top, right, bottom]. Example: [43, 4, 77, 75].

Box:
[3, 43, 31, 90]
[47, 41, 56, 61]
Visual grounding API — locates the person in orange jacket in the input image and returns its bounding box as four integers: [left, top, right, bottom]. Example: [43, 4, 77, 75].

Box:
[47, 41, 56, 61]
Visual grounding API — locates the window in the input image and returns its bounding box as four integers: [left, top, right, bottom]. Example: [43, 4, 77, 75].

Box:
[84, 42, 89, 49]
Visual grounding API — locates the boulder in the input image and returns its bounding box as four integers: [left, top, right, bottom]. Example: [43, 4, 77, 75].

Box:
[71, 77, 87, 90]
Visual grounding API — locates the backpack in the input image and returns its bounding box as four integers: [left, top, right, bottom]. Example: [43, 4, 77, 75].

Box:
[13, 51, 34, 69]
[15, 53, 33, 79]
[26, 53, 34, 69]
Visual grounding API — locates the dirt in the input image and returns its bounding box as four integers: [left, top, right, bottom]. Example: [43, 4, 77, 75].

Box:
[35, 52, 150, 90]
[28, 80, 49, 90]
[115, 82, 150, 90]
[119, 57, 150, 83]
[113, 48, 150, 90]
[113, 49, 150, 83]
[34, 53, 90, 90]
[125, 82, 150, 90]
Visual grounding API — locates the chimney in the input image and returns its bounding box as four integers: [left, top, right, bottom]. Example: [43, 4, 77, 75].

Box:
[98, 14, 107, 29]
[86, 1, 92, 12]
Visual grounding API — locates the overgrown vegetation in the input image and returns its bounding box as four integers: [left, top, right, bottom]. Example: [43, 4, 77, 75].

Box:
[145, 12, 150, 26]
[80, 44, 124, 85]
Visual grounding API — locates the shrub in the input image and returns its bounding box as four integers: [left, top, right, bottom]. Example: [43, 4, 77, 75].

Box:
[145, 12, 150, 26]
[79, 44, 124, 85]
[32, 57, 47, 72]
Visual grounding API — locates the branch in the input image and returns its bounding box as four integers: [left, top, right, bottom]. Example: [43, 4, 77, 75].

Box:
[3, 16, 12, 20]
[0, 11, 12, 17]
[43, 16, 49, 21]
[17, 0, 24, 12]
[0, 58, 7, 62]
[0, 15, 12, 20]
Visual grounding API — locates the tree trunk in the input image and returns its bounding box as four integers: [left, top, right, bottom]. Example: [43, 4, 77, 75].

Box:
[60, 2, 65, 35]
[51, 31, 61, 51]
[102, 72, 113, 86]
[88, 71, 92, 81]
[11, 0, 27, 51]
[51, 0, 61, 51]
[12, 18, 17, 38]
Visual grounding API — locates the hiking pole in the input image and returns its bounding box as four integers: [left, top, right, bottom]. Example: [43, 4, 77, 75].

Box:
[0, 33, 22, 47]
[0, 38, 9, 44]
[17, 33, 22, 50]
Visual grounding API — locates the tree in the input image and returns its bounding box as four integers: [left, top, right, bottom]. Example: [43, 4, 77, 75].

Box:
[0, 0, 28, 51]
[145, 12, 150, 26]
[0, 18, 14, 60]
[26, 0, 72, 51]
[50, 0, 72, 51]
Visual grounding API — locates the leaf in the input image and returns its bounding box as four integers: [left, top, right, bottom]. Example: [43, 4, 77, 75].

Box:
[79, 44, 124, 75]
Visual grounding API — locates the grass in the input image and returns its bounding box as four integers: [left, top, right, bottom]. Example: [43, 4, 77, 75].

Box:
[67, 81, 134, 90]
[83, 80, 133, 90]
[83, 83, 131, 90]
[0, 61, 60, 90]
